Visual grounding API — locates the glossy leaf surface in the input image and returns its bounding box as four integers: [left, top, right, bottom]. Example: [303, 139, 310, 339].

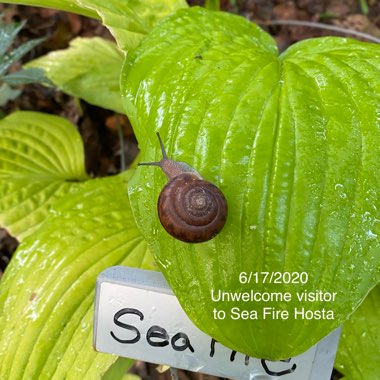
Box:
[0, 110, 153, 378]
[75, 0, 188, 50]
[0, 111, 88, 240]
[123, 7, 380, 359]
[335, 285, 380, 379]
[27, 37, 124, 113]
[0, 0, 98, 19]
[0, 172, 154, 379]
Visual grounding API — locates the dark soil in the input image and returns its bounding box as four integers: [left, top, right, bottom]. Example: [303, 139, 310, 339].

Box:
[1, 0, 377, 378]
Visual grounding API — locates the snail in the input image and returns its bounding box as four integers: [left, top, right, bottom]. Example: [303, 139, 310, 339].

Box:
[138, 133, 228, 243]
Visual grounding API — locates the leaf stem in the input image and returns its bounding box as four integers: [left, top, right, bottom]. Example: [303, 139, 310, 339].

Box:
[359, 0, 369, 15]
[117, 121, 126, 172]
[264, 19, 380, 44]
[205, 0, 220, 11]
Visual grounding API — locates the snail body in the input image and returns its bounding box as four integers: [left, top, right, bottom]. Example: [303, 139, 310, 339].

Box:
[138, 133, 228, 243]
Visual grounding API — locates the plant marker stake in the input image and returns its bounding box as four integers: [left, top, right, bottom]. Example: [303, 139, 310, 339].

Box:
[93, 266, 341, 379]
[170, 367, 179, 380]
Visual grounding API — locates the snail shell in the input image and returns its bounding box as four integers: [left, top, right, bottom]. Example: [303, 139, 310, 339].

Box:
[139, 133, 228, 243]
[158, 173, 228, 243]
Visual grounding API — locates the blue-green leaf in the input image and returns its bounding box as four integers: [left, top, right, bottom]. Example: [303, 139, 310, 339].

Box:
[0, 19, 25, 57]
[3, 67, 52, 86]
[0, 37, 44, 75]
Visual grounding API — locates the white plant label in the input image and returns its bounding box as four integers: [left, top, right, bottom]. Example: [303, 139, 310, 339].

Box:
[93, 266, 340, 380]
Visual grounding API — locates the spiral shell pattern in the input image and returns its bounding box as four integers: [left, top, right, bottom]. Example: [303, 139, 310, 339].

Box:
[158, 173, 228, 243]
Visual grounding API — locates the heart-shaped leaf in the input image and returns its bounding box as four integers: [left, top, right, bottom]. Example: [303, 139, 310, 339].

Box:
[122, 7, 380, 359]
[0, 111, 88, 240]
[26, 37, 125, 113]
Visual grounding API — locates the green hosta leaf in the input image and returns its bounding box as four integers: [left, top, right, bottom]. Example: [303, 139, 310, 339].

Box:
[122, 7, 380, 359]
[1, 0, 188, 50]
[0, 110, 152, 378]
[26, 37, 124, 113]
[103, 358, 135, 380]
[0, 0, 98, 19]
[74, 0, 188, 50]
[205, 0, 220, 11]
[0, 111, 88, 240]
[335, 285, 380, 379]
[0, 171, 154, 380]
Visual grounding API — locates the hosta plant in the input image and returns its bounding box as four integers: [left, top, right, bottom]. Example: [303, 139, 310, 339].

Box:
[0, 0, 379, 379]
[124, 5, 380, 360]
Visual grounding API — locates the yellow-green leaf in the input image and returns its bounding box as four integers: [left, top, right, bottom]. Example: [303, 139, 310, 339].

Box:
[0, 172, 155, 379]
[335, 285, 380, 380]
[26, 37, 124, 113]
[1, 0, 188, 50]
[0, 111, 88, 240]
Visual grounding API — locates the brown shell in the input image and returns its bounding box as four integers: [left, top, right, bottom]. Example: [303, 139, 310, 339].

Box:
[157, 173, 228, 243]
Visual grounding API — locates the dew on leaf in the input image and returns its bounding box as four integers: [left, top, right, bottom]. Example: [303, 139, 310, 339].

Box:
[366, 230, 377, 240]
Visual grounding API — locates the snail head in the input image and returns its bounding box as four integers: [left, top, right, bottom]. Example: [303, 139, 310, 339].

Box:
[138, 132, 201, 180]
